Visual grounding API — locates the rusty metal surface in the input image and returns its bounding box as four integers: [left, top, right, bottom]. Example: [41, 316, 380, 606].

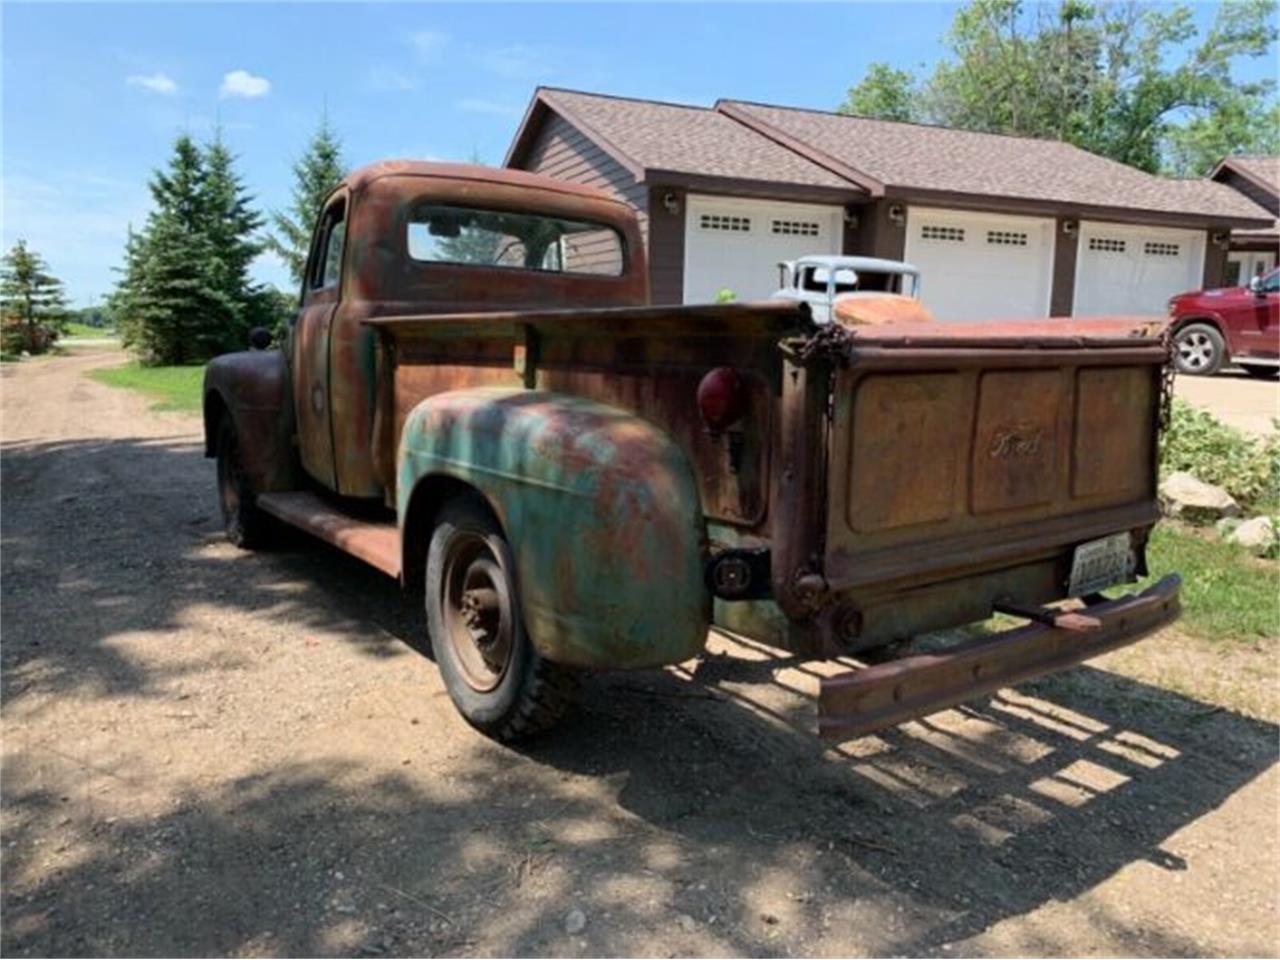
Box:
[818, 575, 1181, 740]
[257, 491, 400, 578]
[202, 350, 298, 494]
[296, 164, 652, 499]
[832, 293, 934, 326]
[395, 387, 709, 669]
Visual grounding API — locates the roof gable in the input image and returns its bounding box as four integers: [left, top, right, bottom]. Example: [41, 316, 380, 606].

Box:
[506, 88, 863, 197]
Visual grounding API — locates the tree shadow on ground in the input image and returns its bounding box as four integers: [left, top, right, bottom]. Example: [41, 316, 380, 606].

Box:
[3, 436, 1277, 957]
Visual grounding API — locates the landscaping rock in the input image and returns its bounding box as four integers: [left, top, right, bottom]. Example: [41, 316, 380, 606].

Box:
[1227, 516, 1277, 557]
[1159, 472, 1240, 521]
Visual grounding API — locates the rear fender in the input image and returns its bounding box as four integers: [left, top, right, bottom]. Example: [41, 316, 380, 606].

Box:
[203, 349, 298, 493]
[398, 388, 709, 669]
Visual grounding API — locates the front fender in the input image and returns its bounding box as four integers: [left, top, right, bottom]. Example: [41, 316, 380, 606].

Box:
[203, 349, 298, 493]
[398, 388, 709, 669]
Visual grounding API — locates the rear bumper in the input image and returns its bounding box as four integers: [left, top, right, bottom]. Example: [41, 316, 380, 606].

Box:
[818, 575, 1180, 740]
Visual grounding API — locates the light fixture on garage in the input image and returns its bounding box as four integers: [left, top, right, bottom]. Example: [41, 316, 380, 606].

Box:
[843, 207, 860, 229]
[887, 203, 905, 227]
[1211, 231, 1229, 248]
[1062, 219, 1078, 236]
[663, 191, 680, 215]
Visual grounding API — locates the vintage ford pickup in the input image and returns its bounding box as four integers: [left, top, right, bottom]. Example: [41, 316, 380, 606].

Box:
[204, 161, 1180, 742]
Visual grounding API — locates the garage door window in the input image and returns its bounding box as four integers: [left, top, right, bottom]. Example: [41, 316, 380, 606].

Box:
[1088, 237, 1126, 253]
[700, 214, 751, 232]
[921, 225, 965, 242]
[986, 230, 1028, 246]
[772, 219, 820, 237]
[1144, 241, 1181, 257]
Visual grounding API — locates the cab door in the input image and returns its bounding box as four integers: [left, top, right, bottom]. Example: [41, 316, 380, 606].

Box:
[293, 193, 347, 490]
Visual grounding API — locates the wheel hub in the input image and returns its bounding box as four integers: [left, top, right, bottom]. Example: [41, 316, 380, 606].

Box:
[441, 535, 514, 692]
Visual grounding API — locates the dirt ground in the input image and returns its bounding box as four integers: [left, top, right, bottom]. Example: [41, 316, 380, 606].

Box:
[1175, 367, 1279, 436]
[3, 349, 1278, 958]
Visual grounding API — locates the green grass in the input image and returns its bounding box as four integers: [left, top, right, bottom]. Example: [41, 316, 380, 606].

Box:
[62, 321, 117, 339]
[1137, 523, 1279, 643]
[89, 362, 204, 412]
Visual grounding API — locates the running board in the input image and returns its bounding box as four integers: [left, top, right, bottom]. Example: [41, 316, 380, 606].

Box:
[256, 492, 401, 579]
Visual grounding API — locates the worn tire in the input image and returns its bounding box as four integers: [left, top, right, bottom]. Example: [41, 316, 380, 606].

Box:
[1173, 323, 1226, 376]
[215, 419, 272, 549]
[1241, 364, 1279, 380]
[425, 496, 577, 741]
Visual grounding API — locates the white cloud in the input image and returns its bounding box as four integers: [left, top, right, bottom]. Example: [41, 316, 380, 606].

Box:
[125, 72, 178, 95]
[366, 65, 418, 93]
[456, 98, 521, 117]
[219, 69, 271, 99]
[409, 30, 448, 59]
[477, 44, 559, 80]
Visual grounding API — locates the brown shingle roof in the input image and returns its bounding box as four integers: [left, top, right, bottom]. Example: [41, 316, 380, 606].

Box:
[533, 89, 857, 192]
[720, 100, 1269, 222]
[1219, 155, 1280, 194]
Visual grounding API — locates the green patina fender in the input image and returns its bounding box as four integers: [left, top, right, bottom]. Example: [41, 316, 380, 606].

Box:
[397, 387, 710, 669]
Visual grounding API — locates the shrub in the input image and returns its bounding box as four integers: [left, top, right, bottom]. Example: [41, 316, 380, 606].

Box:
[1160, 399, 1280, 511]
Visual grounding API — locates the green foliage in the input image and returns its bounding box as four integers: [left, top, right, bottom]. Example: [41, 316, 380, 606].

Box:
[90, 362, 204, 412]
[0, 239, 69, 355]
[714, 288, 737, 304]
[839, 0, 1279, 174]
[111, 133, 269, 365]
[838, 63, 919, 122]
[1138, 523, 1278, 641]
[1160, 399, 1280, 511]
[266, 115, 345, 287]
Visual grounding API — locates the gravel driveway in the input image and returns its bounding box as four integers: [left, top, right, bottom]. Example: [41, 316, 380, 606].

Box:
[3, 350, 1277, 958]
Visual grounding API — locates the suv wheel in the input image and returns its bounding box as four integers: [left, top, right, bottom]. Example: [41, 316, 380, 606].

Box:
[1173, 323, 1225, 376]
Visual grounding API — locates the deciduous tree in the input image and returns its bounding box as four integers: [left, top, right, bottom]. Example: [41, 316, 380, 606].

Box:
[839, 0, 1279, 174]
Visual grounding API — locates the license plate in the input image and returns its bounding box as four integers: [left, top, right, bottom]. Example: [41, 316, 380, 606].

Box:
[1068, 533, 1134, 598]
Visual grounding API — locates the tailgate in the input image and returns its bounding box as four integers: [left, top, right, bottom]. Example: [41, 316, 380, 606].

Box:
[821, 318, 1169, 605]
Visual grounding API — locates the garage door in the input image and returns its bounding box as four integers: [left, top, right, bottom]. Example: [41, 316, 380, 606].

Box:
[683, 196, 843, 304]
[1074, 222, 1205, 316]
[903, 207, 1056, 321]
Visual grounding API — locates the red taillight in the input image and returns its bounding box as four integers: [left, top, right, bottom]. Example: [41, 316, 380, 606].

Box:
[696, 367, 749, 431]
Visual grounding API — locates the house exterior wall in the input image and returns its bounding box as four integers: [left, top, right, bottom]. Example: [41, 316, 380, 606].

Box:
[842, 200, 906, 261]
[647, 186, 686, 304]
[1050, 219, 1079, 316]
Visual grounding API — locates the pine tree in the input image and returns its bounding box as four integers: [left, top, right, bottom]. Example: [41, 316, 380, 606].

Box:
[267, 115, 345, 286]
[129, 134, 223, 364]
[0, 240, 69, 355]
[202, 131, 269, 352]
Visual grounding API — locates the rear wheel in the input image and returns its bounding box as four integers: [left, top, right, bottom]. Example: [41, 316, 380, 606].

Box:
[425, 496, 577, 741]
[1241, 364, 1279, 380]
[1173, 323, 1226, 376]
[215, 419, 272, 548]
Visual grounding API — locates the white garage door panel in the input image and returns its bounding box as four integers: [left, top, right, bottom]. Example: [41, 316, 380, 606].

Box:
[1074, 222, 1205, 317]
[903, 208, 1056, 321]
[683, 196, 843, 304]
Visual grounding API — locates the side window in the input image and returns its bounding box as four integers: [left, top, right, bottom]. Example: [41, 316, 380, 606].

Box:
[308, 199, 346, 291]
[321, 220, 345, 288]
[1261, 270, 1279, 294]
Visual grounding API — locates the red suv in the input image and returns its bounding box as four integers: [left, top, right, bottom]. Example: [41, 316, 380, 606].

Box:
[1168, 268, 1279, 378]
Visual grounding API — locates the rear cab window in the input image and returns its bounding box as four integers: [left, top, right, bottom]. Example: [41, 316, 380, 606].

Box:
[406, 204, 625, 277]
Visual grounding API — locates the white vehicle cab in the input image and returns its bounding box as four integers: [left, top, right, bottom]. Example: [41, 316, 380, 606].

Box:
[772, 255, 932, 325]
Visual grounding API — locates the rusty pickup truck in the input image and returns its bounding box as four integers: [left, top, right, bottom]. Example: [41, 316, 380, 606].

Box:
[203, 161, 1180, 742]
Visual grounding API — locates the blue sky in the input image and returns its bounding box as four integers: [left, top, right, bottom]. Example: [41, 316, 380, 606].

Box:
[1, 1, 1269, 305]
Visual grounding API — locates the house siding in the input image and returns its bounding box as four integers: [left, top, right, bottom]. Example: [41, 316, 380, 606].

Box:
[647, 186, 686, 304]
